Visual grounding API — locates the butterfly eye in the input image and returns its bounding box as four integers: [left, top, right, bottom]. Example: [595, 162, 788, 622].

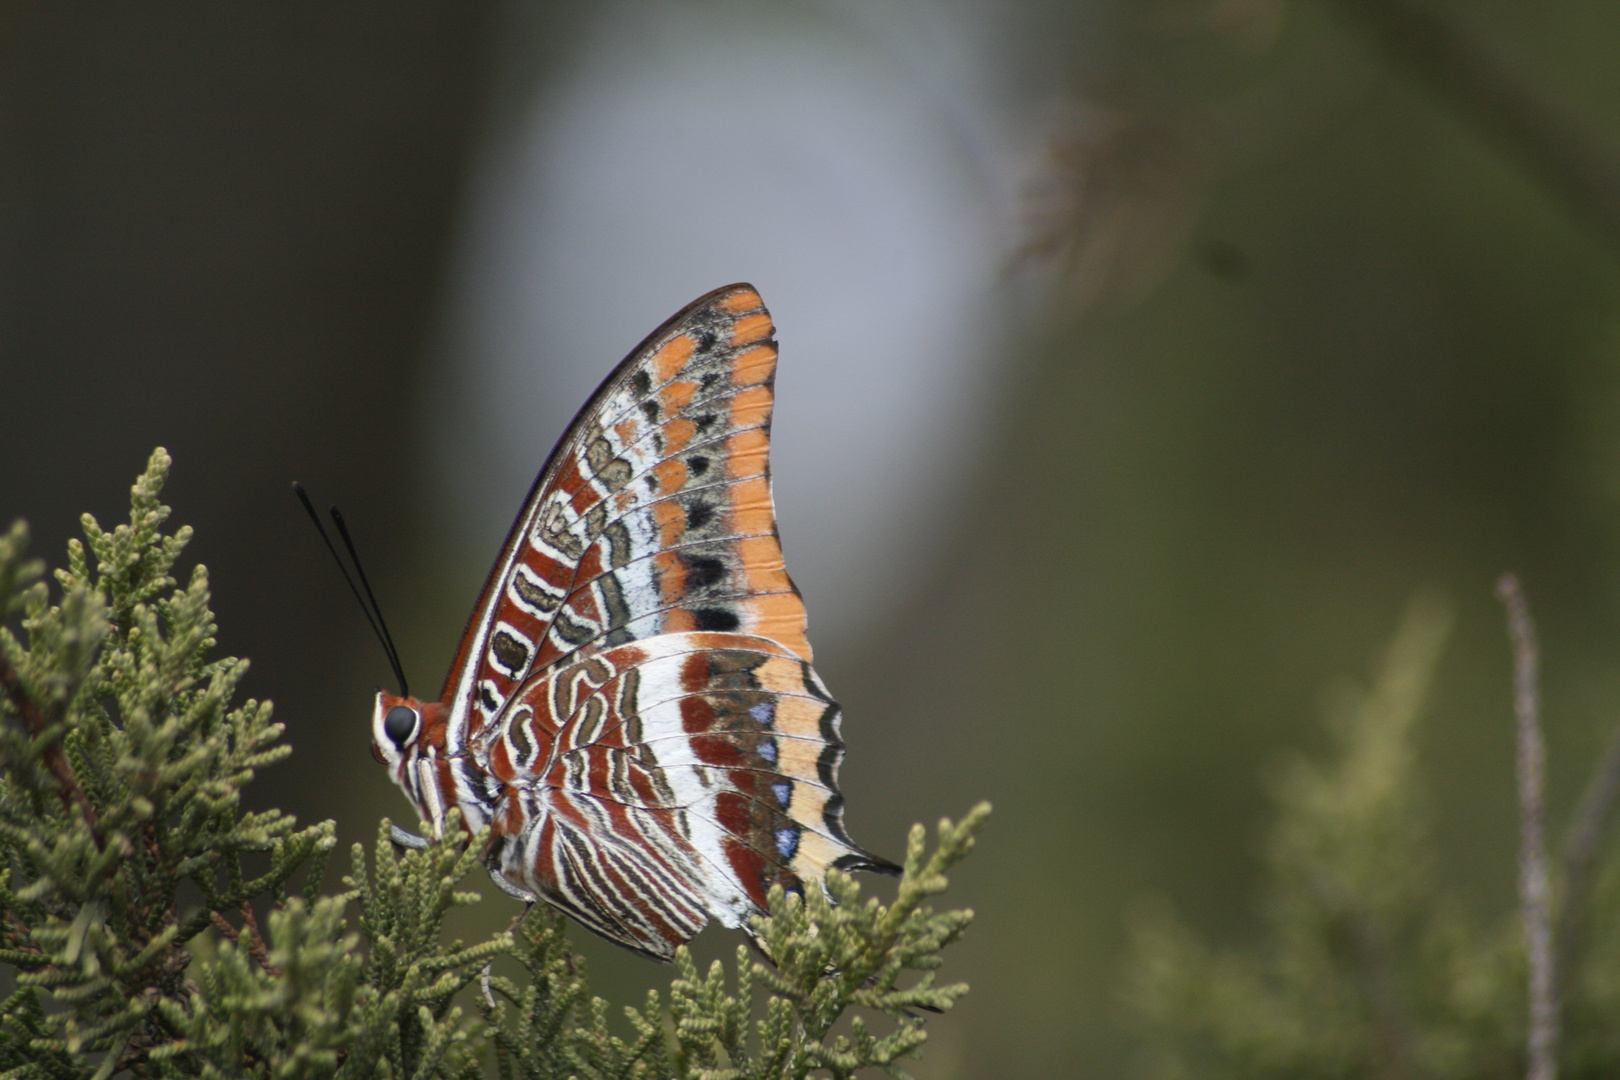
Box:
[383, 705, 418, 748]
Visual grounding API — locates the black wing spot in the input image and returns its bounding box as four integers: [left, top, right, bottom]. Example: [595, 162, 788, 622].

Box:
[631, 370, 652, 397]
[697, 329, 718, 352]
[552, 611, 597, 646]
[693, 412, 719, 435]
[692, 606, 741, 632]
[491, 630, 531, 675]
[685, 499, 715, 531]
[681, 554, 726, 590]
[640, 400, 660, 423]
[699, 370, 722, 391]
[687, 455, 710, 477]
[512, 569, 561, 613]
[508, 715, 537, 765]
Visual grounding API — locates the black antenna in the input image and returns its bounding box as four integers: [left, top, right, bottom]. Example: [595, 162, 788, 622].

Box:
[292, 482, 410, 698]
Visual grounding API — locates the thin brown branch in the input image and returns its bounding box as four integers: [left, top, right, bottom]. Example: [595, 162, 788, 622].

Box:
[207, 910, 239, 947]
[1332, 0, 1620, 257]
[237, 902, 281, 979]
[1498, 574, 1558, 1080]
[3, 908, 47, 967]
[209, 906, 282, 978]
[0, 648, 98, 829]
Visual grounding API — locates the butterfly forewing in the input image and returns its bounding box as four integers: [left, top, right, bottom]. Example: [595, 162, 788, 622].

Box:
[440, 285, 809, 755]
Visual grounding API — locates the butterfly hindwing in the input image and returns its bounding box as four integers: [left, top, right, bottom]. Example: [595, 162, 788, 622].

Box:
[480, 632, 891, 958]
[440, 285, 810, 756]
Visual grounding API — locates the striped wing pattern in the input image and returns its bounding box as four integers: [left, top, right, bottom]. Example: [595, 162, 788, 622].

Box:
[440, 286, 810, 758]
[479, 631, 880, 958]
[401, 284, 892, 959]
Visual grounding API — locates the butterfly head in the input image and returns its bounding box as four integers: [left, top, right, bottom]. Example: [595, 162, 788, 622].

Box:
[371, 690, 448, 787]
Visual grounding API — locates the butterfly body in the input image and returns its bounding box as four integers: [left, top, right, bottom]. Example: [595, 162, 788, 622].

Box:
[371, 285, 894, 960]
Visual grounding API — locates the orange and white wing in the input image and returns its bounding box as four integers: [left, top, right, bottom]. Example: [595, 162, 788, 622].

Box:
[439, 284, 808, 755]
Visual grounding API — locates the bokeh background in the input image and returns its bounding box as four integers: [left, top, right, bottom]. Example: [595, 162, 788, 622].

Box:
[5, 1, 1620, 1075]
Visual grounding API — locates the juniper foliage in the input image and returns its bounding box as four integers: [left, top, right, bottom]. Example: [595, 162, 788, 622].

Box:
[0, 449, 979, 1078]
[1125, 596, 1620, 1079]
[489, 809, 981, 1080]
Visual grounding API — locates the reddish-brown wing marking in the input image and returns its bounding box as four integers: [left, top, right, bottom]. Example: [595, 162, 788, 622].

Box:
[478, 630, 886, 959]
[372, 284, 894, 960]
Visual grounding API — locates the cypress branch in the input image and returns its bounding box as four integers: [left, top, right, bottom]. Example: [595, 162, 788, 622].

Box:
[0, 449, 980, 1078]
[1125, 590, 1620, 1080]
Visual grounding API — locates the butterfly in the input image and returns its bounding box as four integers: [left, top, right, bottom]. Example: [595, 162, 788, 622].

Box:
[369, 284, 896, 960]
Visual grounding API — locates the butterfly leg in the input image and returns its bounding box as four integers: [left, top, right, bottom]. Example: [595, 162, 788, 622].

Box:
[417, 758, 447, 839]
[487, 866, 537, 904]
[389, 825, 430, 849]
[481, 868, 538, 1009]
[480, 961, 499, 1011]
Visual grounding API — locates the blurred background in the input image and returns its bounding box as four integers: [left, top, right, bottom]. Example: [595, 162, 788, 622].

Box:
[4, 0, 1620, 1074]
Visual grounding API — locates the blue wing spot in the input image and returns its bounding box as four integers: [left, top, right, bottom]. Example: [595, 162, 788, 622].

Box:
[772, 781, 792, 807]
[750, 700, 775, 726]
[775, 825, 801, 860]
[757, 739, 778, 764]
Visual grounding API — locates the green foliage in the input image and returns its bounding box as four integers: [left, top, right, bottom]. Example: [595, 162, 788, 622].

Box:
[0, 449, 979, 1078]
[149, 815, 504, 1079]
[1124, 596, 1620, 1079]
[487, 808, 982, 1080]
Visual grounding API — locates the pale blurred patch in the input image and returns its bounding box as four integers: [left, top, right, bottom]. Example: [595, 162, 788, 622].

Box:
[429, 0, 1023, 644]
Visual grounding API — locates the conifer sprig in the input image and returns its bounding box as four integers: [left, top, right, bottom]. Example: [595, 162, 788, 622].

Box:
[0, 450, 981, 1078]
[0, 449, 338, 1076]
[482, 806, 985, 1080]
[1125, 594, 1620, 1080]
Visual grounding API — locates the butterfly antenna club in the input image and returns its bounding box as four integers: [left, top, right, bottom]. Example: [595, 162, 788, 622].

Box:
[292, 481, 411, 697]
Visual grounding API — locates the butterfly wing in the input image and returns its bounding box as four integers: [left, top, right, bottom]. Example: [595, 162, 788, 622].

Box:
[439, 284, 809, 756]
[433, 283, 893, 958]
[483, 632, 894, 959]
